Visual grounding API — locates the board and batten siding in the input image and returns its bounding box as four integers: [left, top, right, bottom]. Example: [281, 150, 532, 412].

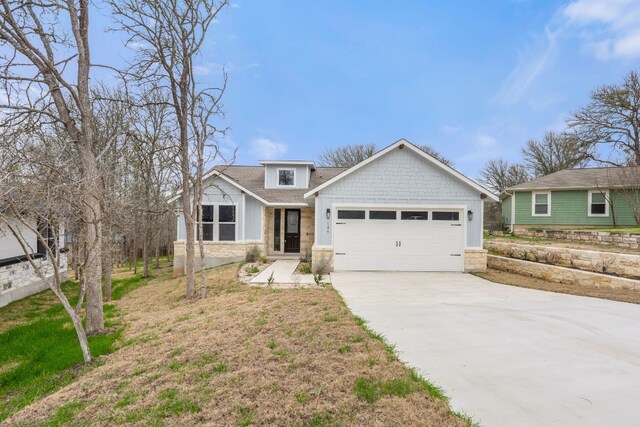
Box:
[315, 147, 484, 248]
[176, 177, 264, 241]
[513, 190, 637, 226]
[264, 164, 310, 189]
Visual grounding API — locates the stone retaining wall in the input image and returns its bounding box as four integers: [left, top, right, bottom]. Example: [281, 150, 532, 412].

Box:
[0, 254, 69, 308]
[488, 255, 640, 290]
[464, 248, 487, 272]
[514, 227, 640, 249]
[486, 240, 640, 279]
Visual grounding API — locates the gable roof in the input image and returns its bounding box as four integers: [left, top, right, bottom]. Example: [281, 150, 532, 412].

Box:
[303, 138, 499, 201]
[505, 166, 640, 192]
[168, 165, 346, 205]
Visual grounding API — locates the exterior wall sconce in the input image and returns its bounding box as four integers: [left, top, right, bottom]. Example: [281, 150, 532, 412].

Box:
[468, 210, 473, 221]
[326, 208, 331, 220]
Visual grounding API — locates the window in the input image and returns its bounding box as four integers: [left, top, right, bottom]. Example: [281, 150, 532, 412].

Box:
[198, 205, 214, 241]
[432, 211, 460, 221]
[589, 190, 609, 216]
[273, 208, 281, 251]
[532, 192, 550, 216]
[278, 169, 295, 186]
[37, 222, 57, 258]
[369, 210, 397, 220]
[219, 205, 236, 241]
[337, 210, 365, 219]
[401, 211, 428, 220]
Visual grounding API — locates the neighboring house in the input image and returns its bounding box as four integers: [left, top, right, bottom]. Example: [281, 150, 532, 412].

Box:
[501, 166, 640, 232]
[0, 220, 67, 308]
[171, 139, 498, 274]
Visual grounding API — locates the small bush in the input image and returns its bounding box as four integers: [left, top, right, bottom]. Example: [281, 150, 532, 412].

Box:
[300, 248, 312, 263]
[245, 246, 261, 263]
[267, 272, 275, 286]
[298, 262, 312, 274]
[244, 265, 259, 274]
[259, 256, 268, 264]
[312, 254, 331, 275]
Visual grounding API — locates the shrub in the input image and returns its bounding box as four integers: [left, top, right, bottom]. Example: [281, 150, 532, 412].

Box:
[259, 256, 268, 264]
[298, 262, 312, 274]
[312, 254, 331, 275]
[300, 248, 312, 263]
[245, 246, 261, 263]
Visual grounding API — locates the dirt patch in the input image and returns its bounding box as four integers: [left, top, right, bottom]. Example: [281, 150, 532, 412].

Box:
[6, 263, 466, 427]
[476, 268, 640, 305]
[488, 236, 640, 255]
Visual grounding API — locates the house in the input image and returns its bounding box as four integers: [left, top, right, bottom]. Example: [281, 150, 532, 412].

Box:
[501, 166, 640, 232]
[171, 139, 497, 274]
[0, 220, 68, 307]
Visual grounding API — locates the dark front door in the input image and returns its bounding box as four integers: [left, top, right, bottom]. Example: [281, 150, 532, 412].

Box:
[284, 209, 301, 253]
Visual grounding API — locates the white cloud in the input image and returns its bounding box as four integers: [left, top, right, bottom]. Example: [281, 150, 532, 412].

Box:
[493, 27, 558, 105]
[251, 138, 288, 159]
[562, 0, 640, 59]
[194, 65, 211, 75]
[476, 134, 498, 147]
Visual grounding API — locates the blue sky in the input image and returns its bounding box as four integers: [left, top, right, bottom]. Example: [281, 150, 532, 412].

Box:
[92, 0, 640, 179]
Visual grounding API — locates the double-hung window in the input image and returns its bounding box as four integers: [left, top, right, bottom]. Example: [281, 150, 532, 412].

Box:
[589, 190, 609, 216]
[218, 205, 236, 241]
[532, 192, 551, 216]
[199, 205, 214, 241]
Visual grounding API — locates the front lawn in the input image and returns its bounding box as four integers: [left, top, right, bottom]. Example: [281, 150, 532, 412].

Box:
[4, 263, 472, 426]
[0, 259, 171, 422]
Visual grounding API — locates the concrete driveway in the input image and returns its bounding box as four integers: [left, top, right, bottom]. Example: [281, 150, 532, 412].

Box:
[331, 272, 640, 427]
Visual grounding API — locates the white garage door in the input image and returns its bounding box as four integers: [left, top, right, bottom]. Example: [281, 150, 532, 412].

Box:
[333, 208, 465, 272]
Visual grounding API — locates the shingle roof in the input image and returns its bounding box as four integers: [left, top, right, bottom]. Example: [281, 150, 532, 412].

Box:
[213, 165, 347, 204]
[506, 166, 640, 191]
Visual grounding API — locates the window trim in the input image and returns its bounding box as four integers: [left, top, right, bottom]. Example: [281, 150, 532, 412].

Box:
[218, 204, 237, 241]
[196, 203, 237, 242]
[199, 204, 215, 241]
[588, 190, 610, 217]
[531, 191, 551, 217]
[276, 168, 296, 187]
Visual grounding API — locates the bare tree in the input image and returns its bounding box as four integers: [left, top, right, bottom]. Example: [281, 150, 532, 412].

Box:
[0, 0, 104, 333]
[111, 0, 229, 299]
[522, 131, 591, 177]
[415, 144, 454, 167]
[479, 158, 530, 194]
[567, 70, 640, 166]
[318, 144, 377, 167]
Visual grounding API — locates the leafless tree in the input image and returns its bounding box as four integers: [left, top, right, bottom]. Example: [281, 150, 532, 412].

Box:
[567, 70, 640, 166]
[522, 131, 591, 177]
[0, 130, 92, 362]
[479, 158, 530, 194]
[111, 0, 229, 299]
[318, 143, 377, 167]
[415, 144, 454, 167]
[0, 0, 105, 333]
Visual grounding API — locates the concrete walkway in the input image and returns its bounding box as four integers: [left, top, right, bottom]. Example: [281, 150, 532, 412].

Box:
[250, 260, 317, 285]
[332, 271, 640, 427]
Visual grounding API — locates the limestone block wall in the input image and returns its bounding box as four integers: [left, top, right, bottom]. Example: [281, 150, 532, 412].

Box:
[0, 254, 69, 308]
[488, 254, 640, 290]
[514, 227, 640, 249]
[486, 240, 640, 279]
[464, 248, 487, 272]
[311, 246, 334, 273]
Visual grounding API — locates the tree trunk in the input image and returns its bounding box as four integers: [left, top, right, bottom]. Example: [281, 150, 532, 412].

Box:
[103, 226, 113, 302]
[143, 228, 149, 278]
[155, 238, 160, 269]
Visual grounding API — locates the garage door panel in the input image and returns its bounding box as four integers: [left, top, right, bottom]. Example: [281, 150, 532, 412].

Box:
[333, 207, 464, 272]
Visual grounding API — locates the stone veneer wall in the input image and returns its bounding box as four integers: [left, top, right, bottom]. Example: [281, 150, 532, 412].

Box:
[513, 227, 640, 249]
[488, 254, 640, 290]
[173, 241, 263, 277]
[311, 246, 334, 272]
[464, 248, 487, 272]
[486, 240, 640, 279]
[264, 207, 314, 256]
[0, 254, 69, 308]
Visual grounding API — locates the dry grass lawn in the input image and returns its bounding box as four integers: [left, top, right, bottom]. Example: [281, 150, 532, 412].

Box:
[477, 268, 640, 305]
[6, 263, 468, 426]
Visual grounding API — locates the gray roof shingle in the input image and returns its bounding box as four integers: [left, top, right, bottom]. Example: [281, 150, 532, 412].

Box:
[213, 165, 347, 204]
[506, 166, 640, 191]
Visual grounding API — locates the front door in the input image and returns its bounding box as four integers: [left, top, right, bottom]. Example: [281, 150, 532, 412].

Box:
[284, 209, 301, 253]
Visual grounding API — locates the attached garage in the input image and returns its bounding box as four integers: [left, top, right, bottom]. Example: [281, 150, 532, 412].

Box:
[304, 139, 498, 273]
[333, 207, 465, 272]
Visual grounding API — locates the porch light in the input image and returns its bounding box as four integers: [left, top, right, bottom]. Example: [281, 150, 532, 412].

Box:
[326, 208, 331, 220]
[468, 210, 473, 221]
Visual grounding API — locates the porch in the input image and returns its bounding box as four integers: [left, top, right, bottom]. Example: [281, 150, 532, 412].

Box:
[264, 207, 314, 257]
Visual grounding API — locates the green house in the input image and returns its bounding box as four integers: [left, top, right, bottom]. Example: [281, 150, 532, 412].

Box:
[501, 167, 640, 232]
